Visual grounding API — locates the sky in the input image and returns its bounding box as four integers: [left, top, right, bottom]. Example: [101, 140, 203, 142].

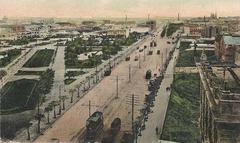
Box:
[0, 0, 240, 18]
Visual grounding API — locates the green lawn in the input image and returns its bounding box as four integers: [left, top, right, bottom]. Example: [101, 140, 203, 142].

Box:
[0, 79, 38, 114]
[64, 78, 76, 85]
[0, 69, 54, 114]
[0, 49, 22, 68]
[23, 49, 54, 67]
[65, 70, 86, 78]
[161, 73, 200, 143]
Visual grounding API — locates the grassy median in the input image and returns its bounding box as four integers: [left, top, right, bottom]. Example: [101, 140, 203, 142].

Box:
[24, 49, 54, 67]
[161, 73, 200, 143]
[0, 79, 38, 114]
[0, 69, 54, 114]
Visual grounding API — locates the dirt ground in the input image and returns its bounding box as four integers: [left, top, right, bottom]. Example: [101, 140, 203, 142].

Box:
[34, 28, 174, 143]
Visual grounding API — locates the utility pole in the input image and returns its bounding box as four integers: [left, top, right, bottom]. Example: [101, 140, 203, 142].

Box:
[111, 75, 124, 99]
[132, 94, 134, 135]
[144, 49, 146, 61]
[129, 64, 131, 82]
[138, 54, 141, 69]
[81, 100, 101, 117]
[89, 100, 91, 117]
[88, 76, 91, 88]
[94, 55, 98, 82]
[161, 52, 163, 70]
[116, 75, 119, 98]
[126, 93, 140, 143]
[165, 48, 168, 60]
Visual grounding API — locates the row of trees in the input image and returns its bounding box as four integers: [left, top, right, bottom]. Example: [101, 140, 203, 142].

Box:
[114, 32, 139, 46]
[37, 69, 55, 95]
[166, 23, 183, 37]
[32, 85, 81, 140]
[161, 26, 167, 37]
[9, 36, 39, 45]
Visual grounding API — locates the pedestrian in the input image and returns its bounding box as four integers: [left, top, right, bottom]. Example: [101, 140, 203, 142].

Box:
[155, 126, 158, 134]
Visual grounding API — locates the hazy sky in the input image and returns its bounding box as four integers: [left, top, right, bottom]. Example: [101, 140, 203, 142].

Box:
[0, 0, 240, 18]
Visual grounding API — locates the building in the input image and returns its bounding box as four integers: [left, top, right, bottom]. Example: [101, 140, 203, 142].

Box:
[102, 20, 111, 25]
[0, 16, 8, 23]
[11, 24, 25, 33]
[183, 23, 204, 37]
[106, 29, 129, 38]
[146, 20, 156, 31]
[199, 63, 240, 143]
[130, 27, 150, 34]
[82, 21, 97, 26]
[204, 25, 221, 38]
[216, 34, 240, 66]
[56, 22, 77, 29]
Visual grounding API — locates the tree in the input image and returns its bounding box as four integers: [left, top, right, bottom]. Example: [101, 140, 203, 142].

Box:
[59, 95, 68, 110]
[44, 104, 53, 124]
[69, 89, 75, 103]
[50, 101, 58, 118]
[75, 84, 81, 98]
[26, 122, 32, 140]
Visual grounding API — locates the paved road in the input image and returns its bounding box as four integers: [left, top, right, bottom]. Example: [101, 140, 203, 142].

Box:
[137, 47, 179, 143]
[33, 26, 174, 142]
[13, 24, 175, 142]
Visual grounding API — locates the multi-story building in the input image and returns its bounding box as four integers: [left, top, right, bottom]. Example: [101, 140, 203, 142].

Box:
[146, 20, 156, 31]
[183, 23, 204, 37]
[106, 28, 129, 38]
[11, 24, 25, 33]
[215, 34, 240, 66]
[199, 63, 240, 143]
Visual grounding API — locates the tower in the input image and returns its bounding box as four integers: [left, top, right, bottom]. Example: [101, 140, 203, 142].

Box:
[125, 14, 128, 28]
[204, 16, 207, 37]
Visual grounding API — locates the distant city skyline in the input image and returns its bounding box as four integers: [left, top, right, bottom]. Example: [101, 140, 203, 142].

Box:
[0, 0, 240, 18]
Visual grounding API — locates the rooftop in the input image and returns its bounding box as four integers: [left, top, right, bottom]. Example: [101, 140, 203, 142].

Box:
[223, 35, 240, 45]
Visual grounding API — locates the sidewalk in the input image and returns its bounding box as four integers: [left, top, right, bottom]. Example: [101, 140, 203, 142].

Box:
[138, 49, 179, 143]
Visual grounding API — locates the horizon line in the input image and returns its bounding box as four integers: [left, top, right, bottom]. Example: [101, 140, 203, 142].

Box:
[2, 15, 240, 20]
